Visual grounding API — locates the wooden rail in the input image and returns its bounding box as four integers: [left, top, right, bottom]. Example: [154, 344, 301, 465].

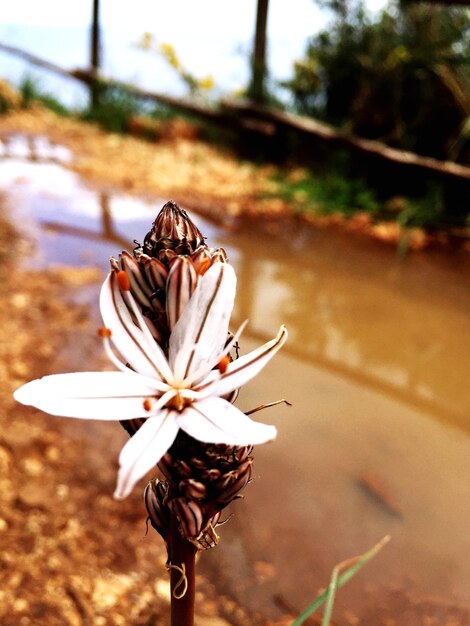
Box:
[1, 40, 469, 183]
[223, 100, 470, 182]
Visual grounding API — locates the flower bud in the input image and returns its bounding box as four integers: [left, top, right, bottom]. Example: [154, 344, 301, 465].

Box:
[141, 255, 168, 291]
[210, 248, 228, 265]
[166, 256, 198, 330]
[178, 478, 207, 500]
[119, 251, 153, 308]
[169, 497, 203, 538]
[144, 479, 171, 540]
[143, 200, 205, 257]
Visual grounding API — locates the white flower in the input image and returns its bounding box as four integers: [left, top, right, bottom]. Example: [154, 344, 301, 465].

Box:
[14, 263, 287, 499]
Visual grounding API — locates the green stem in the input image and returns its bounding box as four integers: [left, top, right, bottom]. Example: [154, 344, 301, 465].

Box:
[169, 515, 197, 626]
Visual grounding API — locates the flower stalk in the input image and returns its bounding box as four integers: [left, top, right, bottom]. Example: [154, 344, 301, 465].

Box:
[13, 200, 289, 625]
[168, 515, 197, 626]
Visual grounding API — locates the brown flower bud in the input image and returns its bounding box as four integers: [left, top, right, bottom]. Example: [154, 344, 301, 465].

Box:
[143, 200, 205, 257]
[140, 254, 168, 291]
[169, 497, 203, 538]
[144, 479, 171, 540]
[178, 478, 207, 500]
[166, 256, 198, 330]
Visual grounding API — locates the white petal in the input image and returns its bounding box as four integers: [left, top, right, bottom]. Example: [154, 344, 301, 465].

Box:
[13, 372, 161, 420]
[196, 325, 288, 398]
[114, 411, 179, 499]
[183, 319, 248, 387]
[100, 273, 173, 381]
[169, 263, 236, 382]
[176, 397, 277, 446]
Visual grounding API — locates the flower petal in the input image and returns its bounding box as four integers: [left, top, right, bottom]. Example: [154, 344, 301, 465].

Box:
[114, 410, 179, 499]
[166, 256, 198, 331]
[100, 272, 173, 381]
[13, 372, 161, 420]
[176, 397, 277, 446]
[169, 263, 236, 382]
[196, 325, 288, 398]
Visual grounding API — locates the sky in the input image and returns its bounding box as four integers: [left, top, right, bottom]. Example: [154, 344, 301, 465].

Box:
[0, 0, 388, 105]
[0, 0, 387, 33]
[0, 1, 318, 30]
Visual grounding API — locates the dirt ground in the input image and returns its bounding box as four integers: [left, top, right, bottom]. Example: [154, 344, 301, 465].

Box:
[1, 98, 470, 625]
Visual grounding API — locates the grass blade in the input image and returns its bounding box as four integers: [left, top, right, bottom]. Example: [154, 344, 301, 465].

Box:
[292, 535, 390, 626]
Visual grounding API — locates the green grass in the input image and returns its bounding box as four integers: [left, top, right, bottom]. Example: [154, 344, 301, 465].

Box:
[19, 76, 70, 116]
[292, 535, 390, 626]
[269, 169, 380, 217]
[80, 84, 144, 134]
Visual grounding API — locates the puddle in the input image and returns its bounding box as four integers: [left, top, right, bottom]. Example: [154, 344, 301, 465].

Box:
[1, 142, 470, 622]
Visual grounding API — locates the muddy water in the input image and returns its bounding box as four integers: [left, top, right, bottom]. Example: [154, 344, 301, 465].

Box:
[2, 137, 470, 623]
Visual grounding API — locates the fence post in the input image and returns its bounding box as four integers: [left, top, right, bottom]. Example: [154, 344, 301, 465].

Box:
[90, 0, 101, 107]
[249, 0, 269, 103]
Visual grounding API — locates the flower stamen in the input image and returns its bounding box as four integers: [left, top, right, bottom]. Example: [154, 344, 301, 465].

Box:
[218, 356, 230, 374]
[143, 398, 153, 412]
[117, 270, 131, 292]
[99, 332, 133, 374]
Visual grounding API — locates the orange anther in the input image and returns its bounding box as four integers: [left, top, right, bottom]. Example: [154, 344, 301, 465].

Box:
[116, 270, 131, 291]
[98, 327, 112, 338]
[143, 398, 153, 412]
[218, 355, 231, 374]
[197, 258, 211, 275]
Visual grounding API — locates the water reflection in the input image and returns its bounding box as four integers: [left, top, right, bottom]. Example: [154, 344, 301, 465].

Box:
[227, 226, 470, 434]
[2, 144, 470, 621]
[0, 133, 72, 163]
[42, 192, 130, 251]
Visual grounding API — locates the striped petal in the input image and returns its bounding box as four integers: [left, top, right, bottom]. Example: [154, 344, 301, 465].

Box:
[166, 256, 198, 330]
[169, 263, 236, 383]
[196, 325, 288, 398]
[100, 272, 173, 381]
[114, 410, 179, 499]
[120, 251, 153, 308]
[13, 371, 159, 420]
[176, 397, 277, 446]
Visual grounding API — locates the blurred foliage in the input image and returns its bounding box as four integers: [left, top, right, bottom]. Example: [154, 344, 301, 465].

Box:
[396, 185, 444, 228]
[0, 79, 21, 114]
[81, 85, 143, 133]
[269, 168, 380, 216]
[138, 34, 215, 98]
[283, 0, 470, 162]
[19, 76, 69, 116]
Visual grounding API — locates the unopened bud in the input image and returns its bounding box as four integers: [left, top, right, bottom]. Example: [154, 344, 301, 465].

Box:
[169, 497, 203, 539]
[166, 256, 198, 330]
[142, 256, 168, 291]
[210, 248, 228, 264]
[143, 200, 205, 257]
[178, 478, 207, 500]
[119, 251, 153, 308]
[144, 479, 170, 540]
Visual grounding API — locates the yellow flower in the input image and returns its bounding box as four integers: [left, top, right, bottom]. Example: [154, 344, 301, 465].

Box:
[198, 76, 215, 91]
[140, 32, 153, 51]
